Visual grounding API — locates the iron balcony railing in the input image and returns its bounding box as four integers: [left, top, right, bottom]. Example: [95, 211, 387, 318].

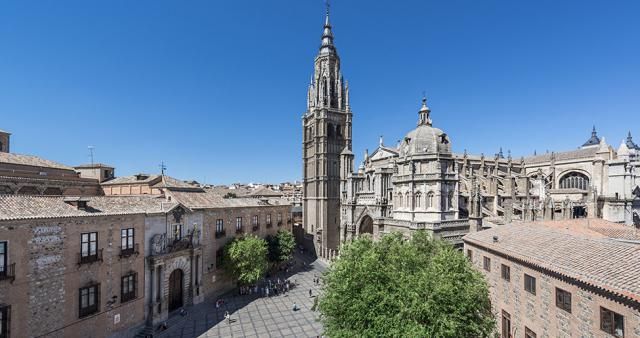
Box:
[252, 224, 260, 232]
[78, 249, 103, 265]
[215, 230, 226, 239]
[119, 243, 140, 258]
[0, 263, 16, 283]
[235, 227, 244, 234]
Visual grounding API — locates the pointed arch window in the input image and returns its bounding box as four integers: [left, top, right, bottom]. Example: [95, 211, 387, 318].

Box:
[405, 192, 410, 209]
[559, 172, 589, 190]
[415, 192, 422, 208]
[427, 192, 435, 209]
[322, 77, 328, 105]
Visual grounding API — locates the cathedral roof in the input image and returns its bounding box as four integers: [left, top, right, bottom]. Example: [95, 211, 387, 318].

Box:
[399, 98, 451, 156]
[581, 126, 600, 147]
[626, 131, 640, 150]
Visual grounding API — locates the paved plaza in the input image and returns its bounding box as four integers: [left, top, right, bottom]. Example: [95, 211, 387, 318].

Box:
[156, 254, 326, 338]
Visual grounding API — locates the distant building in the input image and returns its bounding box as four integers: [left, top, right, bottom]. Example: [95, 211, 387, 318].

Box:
[300, 6, 640, 259]
[463, 220, 640, 338]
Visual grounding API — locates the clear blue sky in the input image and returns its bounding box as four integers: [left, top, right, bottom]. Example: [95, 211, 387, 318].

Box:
[1, 1, 638, 184]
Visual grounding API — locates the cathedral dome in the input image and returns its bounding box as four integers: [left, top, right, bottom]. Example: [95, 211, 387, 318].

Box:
[399, 98, 451, 156]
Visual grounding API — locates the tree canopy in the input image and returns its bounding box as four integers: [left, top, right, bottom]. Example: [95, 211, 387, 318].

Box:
[318, 231, 495, 338]
[224, 235, 268, 285]
[267, 229, 297, 263]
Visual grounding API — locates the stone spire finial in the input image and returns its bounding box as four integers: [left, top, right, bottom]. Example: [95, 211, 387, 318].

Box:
[626, 131, 639, 150]
[417, 96, 432, 126]
[379, 135, 384, 147]
[582, 125, 600, 147]
[319, 0, 336, 56]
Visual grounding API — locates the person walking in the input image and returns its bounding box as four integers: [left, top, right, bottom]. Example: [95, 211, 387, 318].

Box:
[224, 311, 230, 324]
[309, 289, 313, 297]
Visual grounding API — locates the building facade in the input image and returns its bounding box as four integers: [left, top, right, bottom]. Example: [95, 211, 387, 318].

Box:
[299, 9, 640, 256]
[0, 196, 152, 338]
[302, 9, 353, 255]
[463, 220, 640, 338]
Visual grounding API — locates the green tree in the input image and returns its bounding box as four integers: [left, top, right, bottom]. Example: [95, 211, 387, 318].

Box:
[318, 231, 495, 338]
[224, 235, 268, 285]
[266, 230, 296, 263]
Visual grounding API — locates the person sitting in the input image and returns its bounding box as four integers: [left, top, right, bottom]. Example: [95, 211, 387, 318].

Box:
[292, 303, 299, 311]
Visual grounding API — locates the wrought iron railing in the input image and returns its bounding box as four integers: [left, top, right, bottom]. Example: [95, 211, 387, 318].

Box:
[0, 263, 15, 283]
[78, 249, 103, 265]
[119, 243, 140, 258]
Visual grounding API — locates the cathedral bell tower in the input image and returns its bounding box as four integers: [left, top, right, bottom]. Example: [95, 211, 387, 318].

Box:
[302, 6, 352, 255]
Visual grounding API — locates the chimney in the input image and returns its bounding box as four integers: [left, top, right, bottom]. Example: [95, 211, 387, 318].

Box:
[63, 197, 90, 210]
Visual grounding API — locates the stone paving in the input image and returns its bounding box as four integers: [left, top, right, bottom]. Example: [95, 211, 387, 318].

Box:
[157, 254, 326, 338]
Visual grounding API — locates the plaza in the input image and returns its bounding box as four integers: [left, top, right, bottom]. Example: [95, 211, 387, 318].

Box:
[155, 254, 326, 338]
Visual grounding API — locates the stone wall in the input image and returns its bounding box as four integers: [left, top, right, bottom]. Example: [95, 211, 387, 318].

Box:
[465, 242, 640, 338]
[0, 214, 146, 338]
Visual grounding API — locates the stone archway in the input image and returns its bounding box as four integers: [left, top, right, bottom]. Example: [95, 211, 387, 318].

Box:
[359, 215, 374, 235]
[168, 269, 184, 312]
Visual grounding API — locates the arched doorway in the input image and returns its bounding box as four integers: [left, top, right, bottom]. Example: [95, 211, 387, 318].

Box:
[359, 215, 374, 235]
[168, 269, 184, 312]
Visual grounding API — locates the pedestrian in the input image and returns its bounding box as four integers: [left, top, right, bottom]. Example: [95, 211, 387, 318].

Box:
[309, 289, 313, 297]
[224, 311, 230, 324]
[292, 302, 299, 311]
[266, 287, 269, 297]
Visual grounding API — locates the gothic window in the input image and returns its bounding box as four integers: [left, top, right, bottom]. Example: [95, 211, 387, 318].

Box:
[415, 193, 422, 208]
[328, 123, 334, 138]
[398, 193, 403, 208]
[559, 172, 589, 190]
[322, 77, 328, 105]
[427, 192, 435, 209]
[447, 191, 454, 210]
[336, 125, 342, 138]
[236, 217, 243, 230]
[405, 192, 410, 208]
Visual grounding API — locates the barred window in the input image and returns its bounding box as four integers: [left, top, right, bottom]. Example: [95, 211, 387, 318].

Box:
[121, 273, 137, 303]
[236, 217, 243, 230]
[79, 284, 100, 318]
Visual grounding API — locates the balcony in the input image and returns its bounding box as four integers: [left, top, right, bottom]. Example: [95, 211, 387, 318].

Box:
[266, 222, 273, 228]
[215, 230, 226, 239]
[235, 227, 244, 234]
[277, 221, 283, 227]
[252, 224, 259, 232]
[78, 249, 103, 265]
[0, 263, 15, 283]
[119, 243, 140, 259]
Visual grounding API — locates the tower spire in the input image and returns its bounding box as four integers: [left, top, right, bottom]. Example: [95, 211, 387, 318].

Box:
[319, 0, 336, 56]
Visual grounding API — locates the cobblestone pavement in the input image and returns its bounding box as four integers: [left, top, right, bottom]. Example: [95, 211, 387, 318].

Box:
[157, 254, 326, 338]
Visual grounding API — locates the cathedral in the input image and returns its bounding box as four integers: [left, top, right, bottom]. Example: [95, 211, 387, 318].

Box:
[302, 9, 640, 256]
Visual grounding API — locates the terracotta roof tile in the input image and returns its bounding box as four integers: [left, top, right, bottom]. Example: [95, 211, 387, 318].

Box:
[0, 152, 75, 171]
[0, 195, 177, 221]
[463, 220, 640, 303]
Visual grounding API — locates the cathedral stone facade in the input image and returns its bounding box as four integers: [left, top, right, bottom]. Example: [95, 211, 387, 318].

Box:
[301, 10, 640, 256]
[302, 10, 352, 255]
